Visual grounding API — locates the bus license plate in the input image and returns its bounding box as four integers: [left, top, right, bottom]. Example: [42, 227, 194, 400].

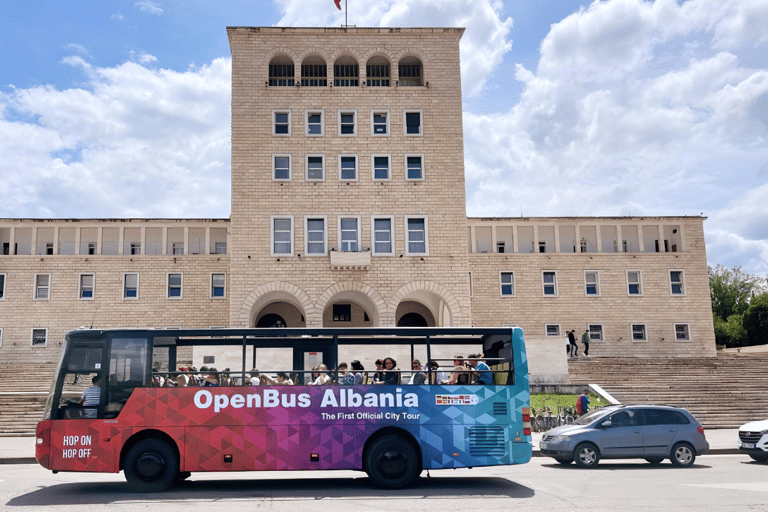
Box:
[741, 443, 755, 449]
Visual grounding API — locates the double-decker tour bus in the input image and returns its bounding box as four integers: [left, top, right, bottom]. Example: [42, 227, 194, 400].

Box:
[36, 327, 531, 491]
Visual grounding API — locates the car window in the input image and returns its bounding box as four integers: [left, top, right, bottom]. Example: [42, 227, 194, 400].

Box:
[574, 408, 613, 425]
[609, 410, 640, 427]
[640, 409, 691, 425]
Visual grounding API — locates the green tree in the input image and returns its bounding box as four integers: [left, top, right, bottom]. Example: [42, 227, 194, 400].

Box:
[713, 313, 747, 348]
[743, 293, 768, 346]
[709, 265, 764, 320]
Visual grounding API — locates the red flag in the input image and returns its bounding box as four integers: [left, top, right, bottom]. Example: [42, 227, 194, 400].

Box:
[334, 0, 342, 9]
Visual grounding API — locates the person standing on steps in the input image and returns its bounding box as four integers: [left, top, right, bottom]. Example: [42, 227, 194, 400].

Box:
[582, 329, 590, 356]
[568, 329, 578, 357]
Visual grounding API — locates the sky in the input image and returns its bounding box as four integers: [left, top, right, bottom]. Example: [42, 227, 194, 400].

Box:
[1, 0, 767, 276]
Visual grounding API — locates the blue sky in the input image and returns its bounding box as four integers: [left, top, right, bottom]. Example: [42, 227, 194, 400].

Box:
[1, 0, 767, 275]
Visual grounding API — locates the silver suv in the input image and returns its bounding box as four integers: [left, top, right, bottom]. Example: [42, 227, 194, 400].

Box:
[539, 405, 709, 468]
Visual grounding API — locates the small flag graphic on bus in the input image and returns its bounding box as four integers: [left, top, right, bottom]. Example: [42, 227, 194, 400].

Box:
[435, 395, 479, 406]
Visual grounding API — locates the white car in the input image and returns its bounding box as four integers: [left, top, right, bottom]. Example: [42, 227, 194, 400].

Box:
[738, 419, 768, 462]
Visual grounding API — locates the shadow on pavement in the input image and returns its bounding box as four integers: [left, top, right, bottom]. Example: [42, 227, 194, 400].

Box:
[541, 462, 712, 470]
[6, 475, 535, 506]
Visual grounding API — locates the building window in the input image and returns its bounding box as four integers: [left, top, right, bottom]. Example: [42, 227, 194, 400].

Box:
[271, 216, 293, 256]
[87, 242, 97, 255]
[670, 270, 685, 295]
[272, 110, 291, 136]
[500, 272, 515, 297]
[546, 324, 561, 337]
[372, 216, 394, 255]
[339, 155, 358, 181]
[0, 328, 3, 348]
[0, 273, 5, 300]
[366, 58, 390, 87]
[398, 58, 423, 86]
[404, 110, 422, 136]
[675, 323, 690, 341]
[31, 328, 47, 347]
[269, 59, 294, 87]
[631, 323, 647, 342]
[305, 216, 327, 256]
[130, 243, 141, 255]
[371, 110, 389, 136]
[585, 270, 600, 296]
[333, 304, 351, 322]
[372, 155, 391, 181]
[305, 110, 324, 136]
[306, 155, 325, 181]
[588, 324, 604, 341]
[627, 270, 643, 296]
[338, 110, 357, 136]
[273, 155, 291, 181]
[301, 59, 327, 87]
[167, 273, 182, 299]
[542, 271, 558, 296]
[124, 273, 138, 299]
[211, 273, 226, 298]
[405, 216, 428, 255]
[34, 273, 50, 300]
[405, 155, 424, 181]
[79, 273, 94, 299]
[339, 217, 360, 252]
[172, 242, 184, 255]
[334, 60, 358, 87]
[214, 242, 227, 255]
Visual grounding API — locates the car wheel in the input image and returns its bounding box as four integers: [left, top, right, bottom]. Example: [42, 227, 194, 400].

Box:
[365, 434, 421, 489]
[645, 458, 663, 466]
[670, 442, 696, 467]
[555, 457, 572, 465]
[749, 454, 768, 462]
[573, 442, 600, 468]
[124, 439, 179, 492]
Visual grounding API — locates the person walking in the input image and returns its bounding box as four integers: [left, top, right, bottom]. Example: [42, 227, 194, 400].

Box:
[565, 331, 572, 357]
[581, 329, 590, 356]
[568, 330, 578, 357]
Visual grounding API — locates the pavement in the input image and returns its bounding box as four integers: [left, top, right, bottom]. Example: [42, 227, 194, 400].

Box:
[0, 428, 743, 465]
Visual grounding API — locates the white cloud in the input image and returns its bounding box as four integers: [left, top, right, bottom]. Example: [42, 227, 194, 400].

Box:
[111, 12, 124, 20]
[65, 43, 89, 55]
[134, 1, 163, 16]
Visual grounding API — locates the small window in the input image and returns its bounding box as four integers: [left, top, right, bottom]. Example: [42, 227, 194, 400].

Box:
[172, 242, 184, 255]
[130, 242, 141, 255]
[269, 58, 294, 87]
[372, 155, 390, 181]
[31, 328, 47, 347]
[339, 155, 358, 181]
[271, 216, 293, 256]
[372, 216, 394, 255]
[398, 57, 423, 87]
[211, 273, 226, 298]
[124, 273, 138, 299]
[306, 110, 324, 136]
[79, 273, 94, 299]
[214, 242, 227, 255]
[588, 324, 604, 341]
[87, 243, 97, 255]
[675, 323, 690, 341]
[500, 272, 515, 297]
[585, 270, 600, 296]
[305, 217, 327, 256]
[0, 273, 5, 300]
[405, 216, 428, 255]
[366, 57, 390, 87]
[338, 110, 357, 136]
[333, 304, 351, 322]
[631, 323, 647, 341]
[405, 155, 423, 180]
[34, 273, 50, 300]
[339, 217, 360, 252]
[306, 155, 325, 181]
[627, 270, 642, 296]
[167, 273, 182, 299]
[273, 110, 291, 136]
[301, 58, 327, 87]
[371, 111, 389, 135]
[546, 324, 561, 336]
[334, 59, 359, 87]
[542, 271, 558, 296]
[273, 155, 291, 181]
[670, 270, 685, 295]
[404, 110, 422, 136]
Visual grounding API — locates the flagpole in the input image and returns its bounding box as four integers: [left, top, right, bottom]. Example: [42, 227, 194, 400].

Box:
[345, 0, 348, 27]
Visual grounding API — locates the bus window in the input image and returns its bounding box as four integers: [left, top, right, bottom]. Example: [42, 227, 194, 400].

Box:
[106, 337, 149, 418]
[58, 372, 101, 419]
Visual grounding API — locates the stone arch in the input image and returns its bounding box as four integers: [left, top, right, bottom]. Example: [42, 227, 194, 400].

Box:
[392, 49, 430, 84]
[236, 282, 313, 327]
[316, 281, 387, 327]
[389, 281, 463, 327]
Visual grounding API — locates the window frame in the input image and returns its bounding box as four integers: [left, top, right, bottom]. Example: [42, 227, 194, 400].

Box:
[403, 109, 423, 136]
[78, 272, 95, 300]
[304, 215, 328, 256]
[305, 110, 324, 137]
[272, 154, 292, 181]
[371, 110, 390, 136]
[0, 273, 5, 300]
[669, 269, 686, 296]
[371, 215, 394, 256]
[627, 270, 643, 296]
[542, 270, 558, 297]
[167, 272, 183, 299]
[545, 324, 561, 337]
[123, 273, 139, 300]
[372, 154, 391, 181]
[272, 109, 291, 137]
[338, 154, 359, 182]
[588, 323, 605, 342]
[333, 304, 352, 322]
[271, 215, 294, 257]
[211, 273, 226, 299]
[631, 323, 647, 342]
[0, 327, 3, 348]
[404, 154, 424, 181]
[338, 215, 361, 252]
[305, 154, 325, 182]
[337, 109, 357, 137]
[404, 215, 429, 256]
[584, 270, 600, 297]
[500, 271, 515, 297]
[34, 273, 51, 300]
[31, 328, 47, 348]
[674, 323, 691, 341]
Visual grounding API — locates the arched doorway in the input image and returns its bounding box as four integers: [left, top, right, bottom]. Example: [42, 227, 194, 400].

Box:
[395, 300, 436, 327]
[397, 312, 429, 327]
[256, 313, 288, 328]
[251, 294, 306, 328]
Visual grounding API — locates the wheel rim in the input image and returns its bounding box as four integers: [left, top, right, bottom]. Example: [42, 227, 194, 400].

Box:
[376, 447, 408, 479]
[135, 451, 167, 482]
[579, 448, 596, 465]
[675, 446, 692, 465]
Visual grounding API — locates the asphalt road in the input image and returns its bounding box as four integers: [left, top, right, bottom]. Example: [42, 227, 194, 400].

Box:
[2, 455, 767, 511]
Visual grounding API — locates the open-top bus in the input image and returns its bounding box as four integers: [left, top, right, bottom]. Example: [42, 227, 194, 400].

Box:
[36, 327, 531, 491]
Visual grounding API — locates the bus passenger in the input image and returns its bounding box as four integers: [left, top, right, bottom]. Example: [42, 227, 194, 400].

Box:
[336, 362, 356, 385]
[249, 370, 261, 386]
[448, 356, 471, 385]
[350, 360, 366, 384]
[379, 357, 400, 385]
[468, 354, 493, 385]
[203, 368, 219, 387]
[408, 360, 426, 385]
[78, 375, 101, 418]
[309, 364, 331, 386]
[373, 359, 385, 383]
[175, 374, 189, 387]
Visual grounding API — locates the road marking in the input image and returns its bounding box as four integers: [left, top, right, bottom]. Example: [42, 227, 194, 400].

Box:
[686, 483, 768, 493]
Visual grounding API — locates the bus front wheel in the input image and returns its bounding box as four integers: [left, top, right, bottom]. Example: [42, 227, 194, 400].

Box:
[124, 439, 179, 492]
[364, 434, 420, 489]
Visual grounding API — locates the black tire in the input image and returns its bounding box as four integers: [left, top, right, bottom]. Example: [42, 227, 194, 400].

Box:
[749, 453, 768, 462]
[364, 434, 421, 489]
[555, 457, 573, 465]
[124, 439, 179, 492]
[670, 442, 696, 467]
[645, 458, 664, 466]
[573, 442, 600, 468]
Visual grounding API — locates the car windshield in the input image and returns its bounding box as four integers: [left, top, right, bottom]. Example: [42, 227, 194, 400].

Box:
[573, 407, 614, 425]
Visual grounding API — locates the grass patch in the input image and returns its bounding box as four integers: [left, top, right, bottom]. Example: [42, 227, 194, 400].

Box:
[531, 392, 605, 412]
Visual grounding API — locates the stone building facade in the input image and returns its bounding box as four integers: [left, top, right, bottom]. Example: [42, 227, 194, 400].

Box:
[0, 27, 715, 364]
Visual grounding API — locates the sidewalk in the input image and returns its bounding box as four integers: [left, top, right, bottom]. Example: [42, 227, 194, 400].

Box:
[0, 428, 743, 465]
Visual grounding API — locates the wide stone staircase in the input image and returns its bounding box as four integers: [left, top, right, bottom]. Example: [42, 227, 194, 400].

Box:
[568, 353, 768, 428]
[0, 362, 58, 436]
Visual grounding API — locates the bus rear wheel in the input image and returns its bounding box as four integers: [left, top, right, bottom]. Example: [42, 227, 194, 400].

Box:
[365, 434, 420, 489]
[124, 439, 179, 492]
